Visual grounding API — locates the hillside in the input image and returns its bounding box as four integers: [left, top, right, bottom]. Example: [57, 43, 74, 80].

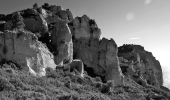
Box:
[0, 3, 170, 100]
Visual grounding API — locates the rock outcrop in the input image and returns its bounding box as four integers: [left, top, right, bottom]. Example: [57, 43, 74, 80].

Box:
[41, 3, 73, 22]
[21, 9, 48, 34]
[0, 4, 74, 76]
[0, 3, 164, 88]
[118, 44, 163, 87]
[37, 4, 73, 65]
[69, 15, 123, 85]
[0, 3, 170, 100]
[0, 30, 56, 76]
[48, 19, 73, 65]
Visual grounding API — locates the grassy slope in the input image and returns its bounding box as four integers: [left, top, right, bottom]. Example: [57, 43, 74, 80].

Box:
[0, 63, 170, 100]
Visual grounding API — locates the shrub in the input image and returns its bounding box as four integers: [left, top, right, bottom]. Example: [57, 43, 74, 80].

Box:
[101, 80, 114, 93]
[0, 76, 15, 91]
[46, 67, 58, 78]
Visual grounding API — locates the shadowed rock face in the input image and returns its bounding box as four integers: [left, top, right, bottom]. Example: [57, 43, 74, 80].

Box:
[69, 15, 123, 85]
[118, 44, 163, 87]
[0, 30, 56, 76]
[49, 20, 73, 65]
[21, 9, 48, 34]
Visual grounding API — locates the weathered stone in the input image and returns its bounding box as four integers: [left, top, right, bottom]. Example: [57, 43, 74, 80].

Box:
[13, 7, 74, 67]
[69, 59, 84, 77]
[49, 19, 73, 65]
[0, 30, 56, 76]
[69, 15, 123, 85]
[21, 9, 48, 34]
[56, 10, 73, 22]
[99, 38, 123, 84]
[33, 5, 74, 66]
[41, 4, 73, 22]
[118, 44, 163, 87]
[4, 12, 25, 30]
[48, 5, 62, 13]
[70, 15, 101, 39]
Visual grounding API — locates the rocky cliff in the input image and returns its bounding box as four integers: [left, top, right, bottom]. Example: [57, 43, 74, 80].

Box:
[0, 3, 169, 100]
[69, 15, 123, 85]
[118, 45, 163, 88]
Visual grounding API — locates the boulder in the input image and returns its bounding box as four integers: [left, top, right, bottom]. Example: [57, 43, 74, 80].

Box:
[62, 59, 84, 77]
[118, 44, 163, 87]
[0, 30, 56, 76]
[69, 59, 84, 77]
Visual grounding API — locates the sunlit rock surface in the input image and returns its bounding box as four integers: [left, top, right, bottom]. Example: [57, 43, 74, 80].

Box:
[0, 30, 56, 76]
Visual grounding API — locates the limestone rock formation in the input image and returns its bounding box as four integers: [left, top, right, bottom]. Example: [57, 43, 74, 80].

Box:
[69, 15, 123, 85]
[69, 15, 101, 39]
[41, 3, 73, 22]
[0, 4, 74, 76]
[0, 30, 56, 76]
[99, 38, 123, 83]
[38, 7, 73, 65]
[0, 3, 164, 88]
[21, 9, 48, 34]
[0, 3, 170, 100]
[118, 44, 163, 87]
[48, 19, 73, 65]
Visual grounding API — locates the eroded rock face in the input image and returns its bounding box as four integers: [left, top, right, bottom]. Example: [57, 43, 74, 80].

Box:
[99, 38, 123, 83]
[41, 3, 73, 22]
[21, 9, 48, 34]
[118, 44, 163, 87]
[69, 15, 101, 39]
[22, 7, 74, 66]
[0, 30, 56, 76]
[49, 20, 73, 65]
[69, 15, 123, 85]
[0, 4, 74, 76]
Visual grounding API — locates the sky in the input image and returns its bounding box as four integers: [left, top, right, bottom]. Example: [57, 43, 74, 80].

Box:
[0, 0, 170, 88]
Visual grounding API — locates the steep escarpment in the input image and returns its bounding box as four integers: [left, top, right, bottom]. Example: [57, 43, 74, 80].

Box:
[118, 44, 163, 87]
[0, 3, 169, 100]
[69, 15, 123, 84]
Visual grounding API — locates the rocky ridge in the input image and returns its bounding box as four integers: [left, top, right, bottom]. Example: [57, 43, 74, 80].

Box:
[0, 3, 169, 100]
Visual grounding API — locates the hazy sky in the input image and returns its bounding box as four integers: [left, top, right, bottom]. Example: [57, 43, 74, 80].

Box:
[0, 0, 170, 87]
